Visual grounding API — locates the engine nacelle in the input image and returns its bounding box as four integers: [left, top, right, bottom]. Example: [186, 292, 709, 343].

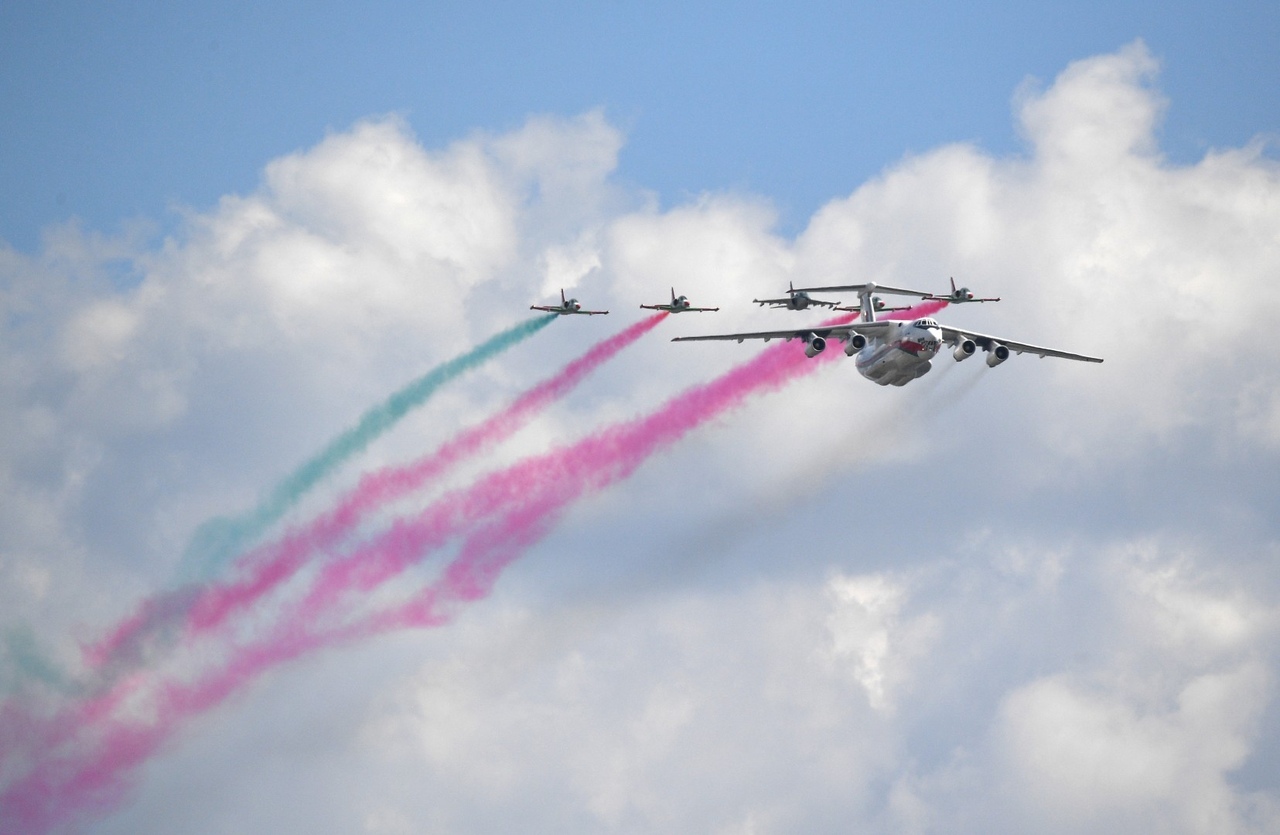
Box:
[803, 333, 826, 358]
[844, 333, 867, 356]
[953, 339, 976, 361]
[985, 342, 1010, 367]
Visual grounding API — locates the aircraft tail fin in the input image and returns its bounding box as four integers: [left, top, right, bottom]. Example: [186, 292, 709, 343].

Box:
[859, 286, 877, 323]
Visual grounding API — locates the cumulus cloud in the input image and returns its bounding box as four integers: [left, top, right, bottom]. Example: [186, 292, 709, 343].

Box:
[3, 40, 1279, 834]
[982, 539, 1276, 834]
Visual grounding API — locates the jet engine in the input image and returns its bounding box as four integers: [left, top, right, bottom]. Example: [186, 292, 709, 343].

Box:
[985, 342, 1010, 367]
[844, 333, 867, 356]
[803, 333, 826, 358]
[953, 338, 976, 361]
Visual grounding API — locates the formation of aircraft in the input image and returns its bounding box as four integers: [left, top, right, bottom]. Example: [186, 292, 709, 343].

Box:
[529, 277, 1099, 387]
[641, 288, 719, 314]
[671, 281, 1101, 387]
[531, 288, 609, 316]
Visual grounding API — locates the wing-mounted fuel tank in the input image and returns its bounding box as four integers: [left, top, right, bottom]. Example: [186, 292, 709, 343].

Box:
[985, 342, 1010, 367]
[802, 333, 826, 358]
[953, 338, 977, 361]
[844, 332, 867, 357]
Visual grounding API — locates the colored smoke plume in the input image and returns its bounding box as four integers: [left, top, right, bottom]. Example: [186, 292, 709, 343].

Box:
[4, 303, 959, 834]
[177, 314, 557, 581]
[85, 314, 667, 674]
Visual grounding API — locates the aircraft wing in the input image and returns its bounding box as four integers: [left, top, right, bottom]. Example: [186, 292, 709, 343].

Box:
[681, 305, 720, 313]
[530, 305, 559, 313]
[941, 325, 1103, 363]
[672, 321, 892, 344]
[576, 309, 609, 315]
[835, 303, 910, 313]
[927, 294, 1000, 303]
[793, 282, 934, 298]
[752, 297, 790, 306]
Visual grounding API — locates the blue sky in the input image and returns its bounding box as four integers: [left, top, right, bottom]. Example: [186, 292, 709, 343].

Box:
[3, 4, 1280, 834]
[2, 1, 1276, 251]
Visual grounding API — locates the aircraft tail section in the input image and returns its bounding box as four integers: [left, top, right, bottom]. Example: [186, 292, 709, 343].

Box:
[859, 287, 877, 323]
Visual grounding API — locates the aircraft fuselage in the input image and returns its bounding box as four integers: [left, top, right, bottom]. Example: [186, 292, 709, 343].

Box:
[853, 318, 943, 387]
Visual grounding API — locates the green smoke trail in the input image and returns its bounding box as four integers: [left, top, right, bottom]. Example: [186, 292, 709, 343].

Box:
[177, 315, 557, 581]
[1, 627, 83, 697]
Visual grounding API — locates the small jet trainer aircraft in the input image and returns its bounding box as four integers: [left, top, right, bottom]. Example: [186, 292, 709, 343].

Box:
[753, 282, 842, 311]
[835, 295, 910, 315]
[531, 288, 609, 316]
[673, 282, 1101, 387]
[641, 288, 719, 313]
[927, 277, 1000, 304]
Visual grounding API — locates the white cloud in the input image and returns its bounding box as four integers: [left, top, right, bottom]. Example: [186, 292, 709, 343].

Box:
[1016, 40, 1165, 170]
[992, 568, 1274, 835]
[538, 234, 602, 296]
[353, 581, 905, 833]
[824, 572, 939, 712]
[996, 669, 1258, 832]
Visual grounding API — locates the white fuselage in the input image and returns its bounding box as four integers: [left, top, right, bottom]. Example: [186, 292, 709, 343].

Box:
[853, 318, 943, 386]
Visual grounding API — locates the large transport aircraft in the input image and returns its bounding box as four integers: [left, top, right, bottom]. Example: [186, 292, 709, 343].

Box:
[641, 287, 719, 313]
[531, 288, 609, 315]
[673, 282, 1102, 387]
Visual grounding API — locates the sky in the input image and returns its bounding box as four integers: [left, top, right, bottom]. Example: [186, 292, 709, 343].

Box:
[2, 3, 1280, 834]
[2, 1, 1278, 251]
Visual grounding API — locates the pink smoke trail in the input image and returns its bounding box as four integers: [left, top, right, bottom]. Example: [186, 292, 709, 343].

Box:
[304, 309, 885, 633]
[5, 314, 667, 832]
[4, 303, 948, 833]
[84, 313, 668, 672]
[0, 629, 333, 835]
[344, 300, 951, 633]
